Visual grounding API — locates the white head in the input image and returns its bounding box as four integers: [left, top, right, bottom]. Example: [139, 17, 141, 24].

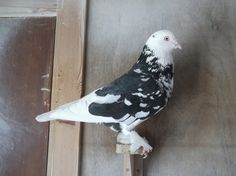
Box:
[146, 30, 182, 54]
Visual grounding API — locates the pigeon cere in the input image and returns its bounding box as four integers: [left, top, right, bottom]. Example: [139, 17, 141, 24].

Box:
[36, 30, 182, 158]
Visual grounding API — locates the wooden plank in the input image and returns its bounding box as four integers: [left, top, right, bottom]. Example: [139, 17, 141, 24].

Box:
[133, 156, 143, 176]
[47, 0, 87, 175]
[124, 154, 134, 176]
[0, 0, 58, 17]
[116, 144, 143, 154]
[124, 155, 143, 176]
[116, 144, 143, 176]
[0, 7, 56, 17]
[0, 17, 55, 176]
[0, 0, 57, 9]
[116, 144, 144, 176]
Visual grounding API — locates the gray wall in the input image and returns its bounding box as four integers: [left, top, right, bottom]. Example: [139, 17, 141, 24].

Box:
[81, 0, 236, 175]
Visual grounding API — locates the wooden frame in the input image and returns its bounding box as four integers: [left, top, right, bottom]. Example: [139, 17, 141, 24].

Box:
[0, 1, 58, 17]
[47, 0, 87, 176]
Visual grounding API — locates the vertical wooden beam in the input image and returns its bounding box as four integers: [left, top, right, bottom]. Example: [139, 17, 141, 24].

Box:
[124, 155, 143, 176]
[116, 144, 143, 176]
[124, 154, 134, 176]
[47, 0, 87, 176]
[133, 156, 143, 176]
[123, 155, 144, 176]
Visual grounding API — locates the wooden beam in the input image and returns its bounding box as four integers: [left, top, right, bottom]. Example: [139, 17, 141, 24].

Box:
[0, 0, 57, 17]
[124, 154, 134, 176]
[47, 0, 87, 176]
[133, 156, 143, 176]
[116, 144, 143, 176]
[0, 7, 56, 17]
[123, 155, 143, 176]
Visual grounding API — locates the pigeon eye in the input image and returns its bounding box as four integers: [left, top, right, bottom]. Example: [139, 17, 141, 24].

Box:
[164, 36, 169, 41]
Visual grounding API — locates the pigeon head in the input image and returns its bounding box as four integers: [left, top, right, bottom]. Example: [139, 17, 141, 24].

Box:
[146, 30, 182, 53]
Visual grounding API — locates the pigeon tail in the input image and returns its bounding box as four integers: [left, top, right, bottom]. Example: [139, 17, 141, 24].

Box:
[35, 108, 88, 122]
[35, 112, 55, 122]
[35, 100, 118, 123]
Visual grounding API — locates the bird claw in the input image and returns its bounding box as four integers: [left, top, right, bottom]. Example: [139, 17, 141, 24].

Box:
[117, 131, 153, 158]
[129, 144, 153, 158]
[141, 146, 153, 158]
[140, 144, 153, 158]
[129, 133, 153, 158]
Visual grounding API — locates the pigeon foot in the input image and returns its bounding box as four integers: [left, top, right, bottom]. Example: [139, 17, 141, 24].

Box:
[129, 131, 152, 158]
[117, 131, 152, 158]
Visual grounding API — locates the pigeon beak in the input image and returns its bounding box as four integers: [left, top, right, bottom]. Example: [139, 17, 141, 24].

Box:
[174, 42, 182, 50]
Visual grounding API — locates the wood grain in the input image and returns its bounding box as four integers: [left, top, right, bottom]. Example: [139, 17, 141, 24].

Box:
[82, 0, 236, 175]
[133, 156, 143, 176]
[0, 17, 55, 176]
[47, 0, 87, 176]
[0, 0, 58, 17]
[123, 155, 143, 176]
[0, 0, 57, 9]
[124, 154, 134, 176]
[116, 144, 143, 176]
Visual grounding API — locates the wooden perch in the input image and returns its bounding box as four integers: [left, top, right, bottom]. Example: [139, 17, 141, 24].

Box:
[116, 143, 143, 155]
[116, 143, 143, 176]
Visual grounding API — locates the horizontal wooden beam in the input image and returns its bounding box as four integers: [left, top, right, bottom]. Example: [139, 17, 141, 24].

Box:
[0, 7, 56, 17]
[0, 0, 58, 17]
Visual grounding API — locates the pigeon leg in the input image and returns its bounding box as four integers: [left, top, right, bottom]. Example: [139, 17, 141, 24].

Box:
[129, 131, 152, 158]
[117, 131, 152, 158]
[117, 132, 131, 144]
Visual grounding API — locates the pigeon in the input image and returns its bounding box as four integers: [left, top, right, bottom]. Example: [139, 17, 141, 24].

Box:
[36, 30, 181, 157]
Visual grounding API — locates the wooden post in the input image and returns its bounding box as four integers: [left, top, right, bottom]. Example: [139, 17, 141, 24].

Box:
[116, 144, 143, 176]
[124, 154, 134, 176]
[124, 155, 143, 176]
[133, 156, 143, 176]
[47, 0, 87, 176]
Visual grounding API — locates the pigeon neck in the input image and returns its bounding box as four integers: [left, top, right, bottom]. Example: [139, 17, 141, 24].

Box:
[131, 45, 174, 76]
[137, 45, 174, 66]
[155, 50, 173, 66]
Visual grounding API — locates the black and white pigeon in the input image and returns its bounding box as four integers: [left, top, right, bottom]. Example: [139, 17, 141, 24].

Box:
[36, 30, 181, 157]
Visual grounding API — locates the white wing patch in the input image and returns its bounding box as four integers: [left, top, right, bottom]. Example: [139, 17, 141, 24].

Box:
[135, 111, 150, 118]
[119, 114, 130, 122]
[132, 92, 147, 98]
[91, 92, 121, 104]
[138, 88, 143, 91]
[141, 78, 150, 82]
[140, 103, 147, 107]
[153, 106, 160, 110]
[134, 68, 142, 73]
[146, 55, 155, 62]
[124, 98, 132, 106]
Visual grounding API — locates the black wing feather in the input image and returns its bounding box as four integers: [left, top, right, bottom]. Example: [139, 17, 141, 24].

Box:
[88, 71, 166, 121]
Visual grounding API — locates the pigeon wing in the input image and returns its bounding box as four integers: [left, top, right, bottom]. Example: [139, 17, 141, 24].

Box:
[88, 72, 162, 124]
[35, 89, 121, 123]
[36, 71, 164, 124]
